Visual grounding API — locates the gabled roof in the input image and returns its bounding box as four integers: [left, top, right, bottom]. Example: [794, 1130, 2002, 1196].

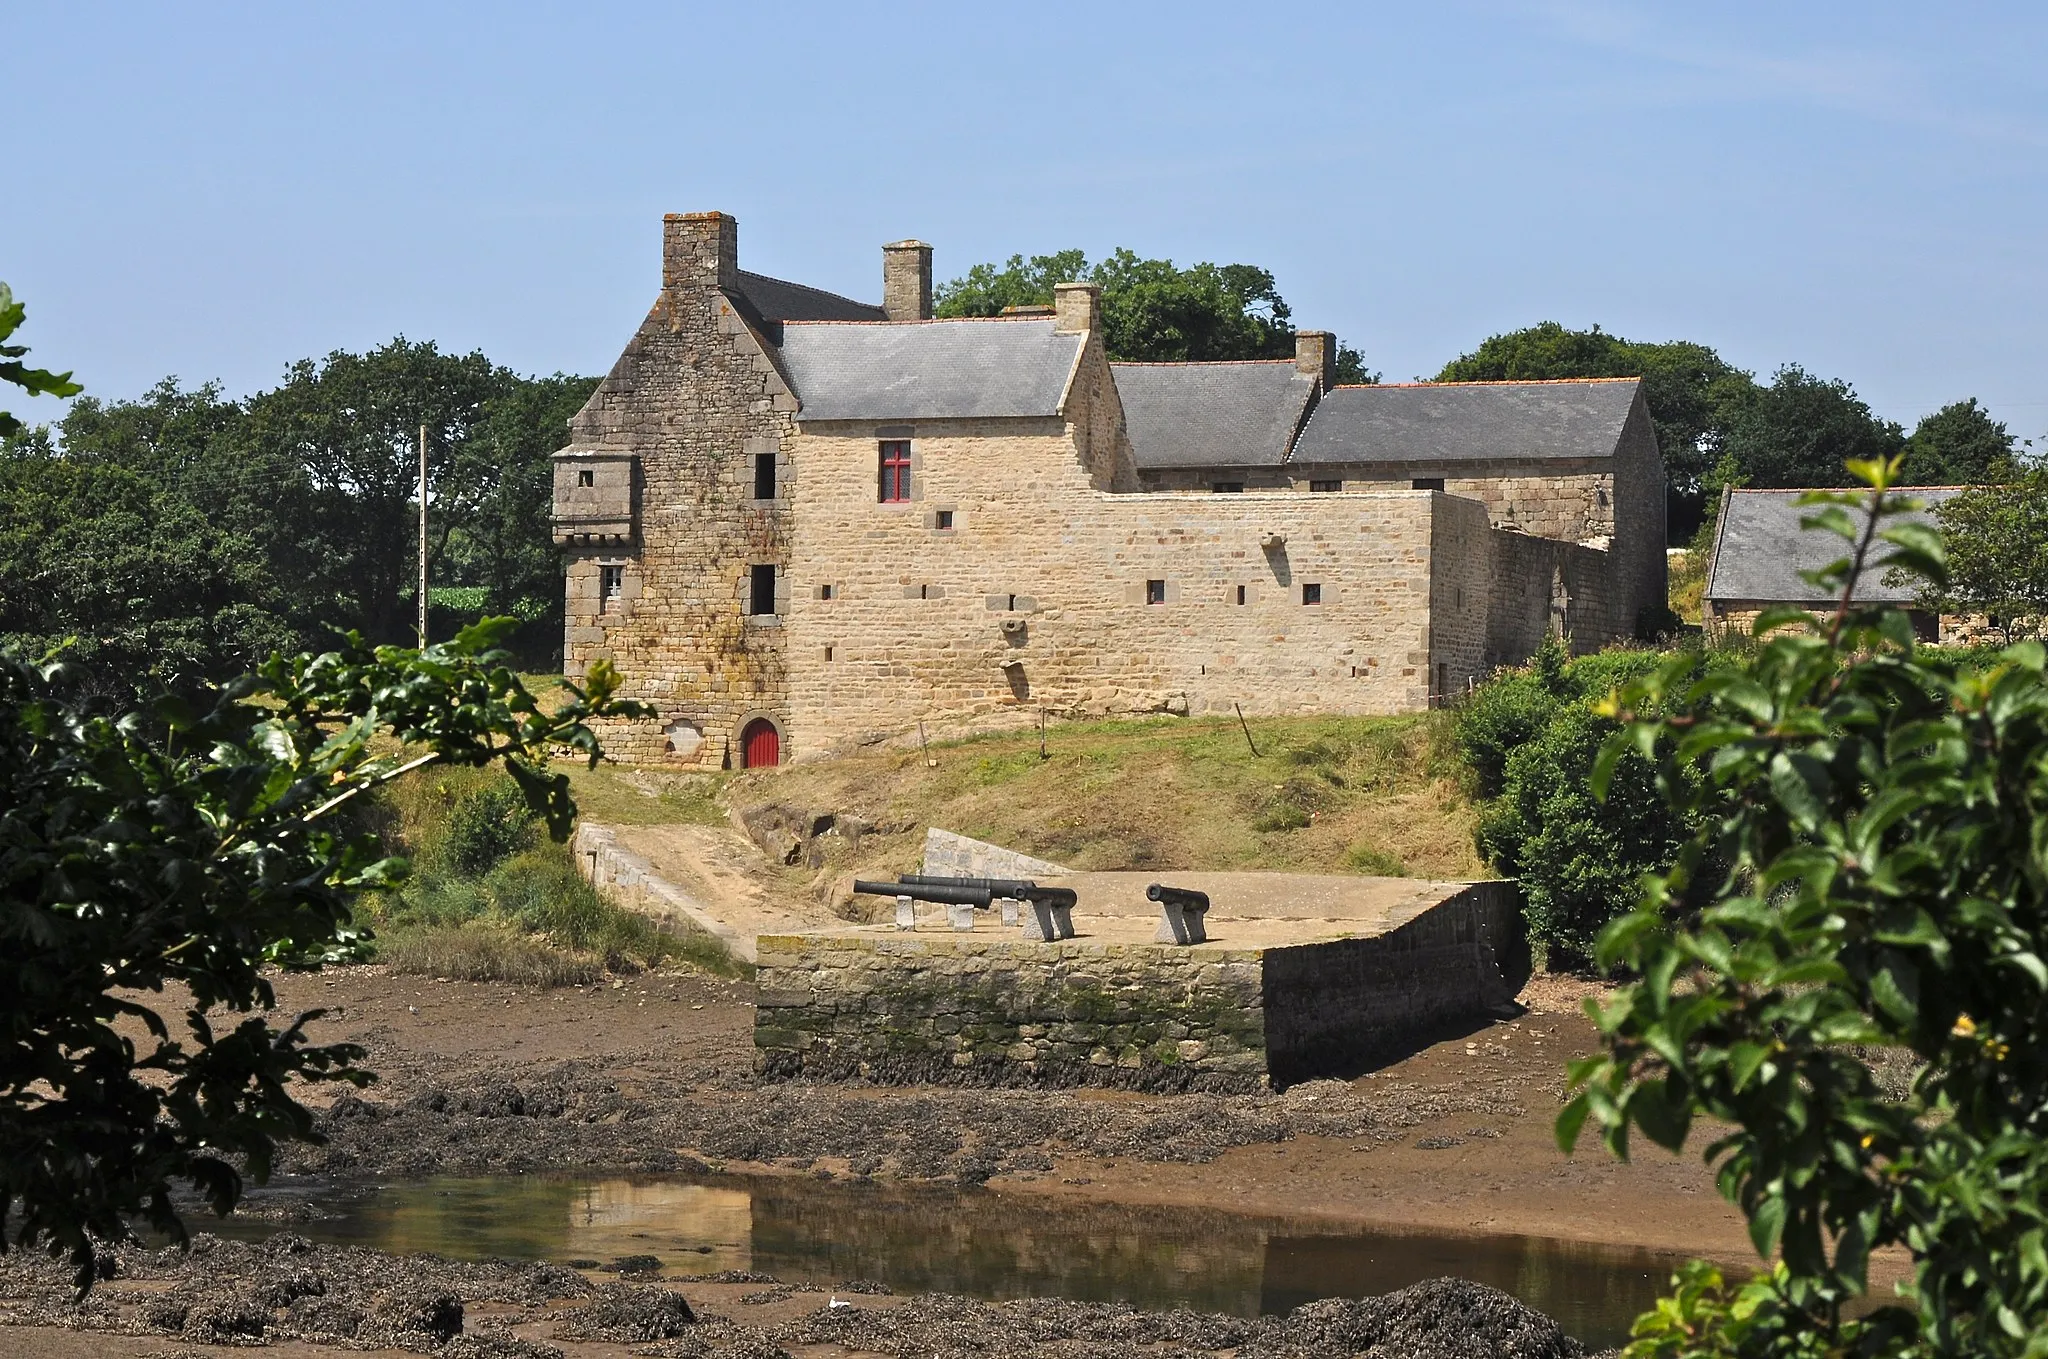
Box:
[736, 270, 885, 323]
[778, 318, 1083, 422]
[1704, 487, 1959, 604]
[1292, 378, 1641, 465]
[1111, 361, 1316, 469]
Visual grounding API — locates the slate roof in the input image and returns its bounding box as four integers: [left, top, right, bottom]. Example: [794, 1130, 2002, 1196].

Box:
[1111, 362, 1317, 469]
[1292, 378, 1641, 465]
[736, 270, 885, 323]
[1704, 487, 1959, 604]
[778, 319, 1083, 422]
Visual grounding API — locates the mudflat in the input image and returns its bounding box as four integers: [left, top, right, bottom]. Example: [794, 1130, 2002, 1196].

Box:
[266, 965, 1748, 1262]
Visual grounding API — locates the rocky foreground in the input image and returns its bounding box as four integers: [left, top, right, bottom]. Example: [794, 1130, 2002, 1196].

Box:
[0, 1232, 1613, 1359]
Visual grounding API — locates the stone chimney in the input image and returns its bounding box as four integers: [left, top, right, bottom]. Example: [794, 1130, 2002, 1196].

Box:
[882, 240, 933, 321]
[1053, 281, 1100, 334]
[664, 212, 738, 293]
[1296, 330, 1336, 391]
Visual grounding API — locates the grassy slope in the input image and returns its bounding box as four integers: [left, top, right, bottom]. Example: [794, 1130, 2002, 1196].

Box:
[569, 711, 1486, 882]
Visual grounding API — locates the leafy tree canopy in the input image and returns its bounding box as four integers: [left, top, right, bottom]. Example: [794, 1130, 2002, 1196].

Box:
[1719, 363, 1905, 490]
[1435, 322, 1756, 522]
[1569, 459, 2048, 1354]
[0, 347, 596, 694]
[1902, 396, 2020, 485]
[1930, 464, 2048, 641]
[0, 282, 82, 437]
[935, 249, 1377, 382]
[0, 622, 644, 1291]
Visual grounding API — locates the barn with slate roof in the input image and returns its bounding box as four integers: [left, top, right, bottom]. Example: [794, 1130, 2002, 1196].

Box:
[553, 213, 1669, 766]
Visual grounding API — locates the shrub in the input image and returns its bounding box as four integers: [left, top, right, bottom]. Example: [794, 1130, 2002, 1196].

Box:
[439, 778, 538, 876]
[1457, 638, 1696, 962]
[1569, 460, 2048, 1355]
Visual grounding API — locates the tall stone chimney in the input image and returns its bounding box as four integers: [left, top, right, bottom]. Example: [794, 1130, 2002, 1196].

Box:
[1053, 281, 1100, 334]
[664, 212, 739, 293]
[882, 240, 933, 321]
[1296, 330, 1336, 391]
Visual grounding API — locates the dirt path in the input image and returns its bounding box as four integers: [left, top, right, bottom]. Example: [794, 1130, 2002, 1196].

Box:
[609, 821, 834, 937]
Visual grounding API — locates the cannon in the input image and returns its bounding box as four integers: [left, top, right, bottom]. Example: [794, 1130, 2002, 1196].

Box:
[1146, 883, 1211, 945]
[852, 878, 991, 930]
[898, 874, 1077, 938]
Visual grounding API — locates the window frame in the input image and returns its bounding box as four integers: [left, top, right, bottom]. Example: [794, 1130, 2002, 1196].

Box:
[1145, 579, 1167, 606]
[878, 440, 913, 503]
[1301, 582, 1322, 606]
[598, 564, 625, 613]
[748, 563, 778, 617]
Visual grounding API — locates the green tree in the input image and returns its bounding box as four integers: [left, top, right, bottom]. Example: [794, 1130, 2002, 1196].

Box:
[1902, 397, 2020, 485]
[1566, 458, 2048, 1355]
[1721, 363, 1904, 490]
[935, 248, 1375, 378]
[0, 621, 643, 1290]
[1434, 322, 1757, 537]
[1459, 640, 1702, 963]
[240, 339, 510, 644]
[1930, 466, 2048, 642]
[0, 282, 81, 437]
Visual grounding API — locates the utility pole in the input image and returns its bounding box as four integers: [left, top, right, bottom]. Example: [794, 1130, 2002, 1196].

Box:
[417, 422, 429, 648]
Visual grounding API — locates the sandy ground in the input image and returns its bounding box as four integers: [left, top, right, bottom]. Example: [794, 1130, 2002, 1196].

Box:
[257, 964, 1750, 1264]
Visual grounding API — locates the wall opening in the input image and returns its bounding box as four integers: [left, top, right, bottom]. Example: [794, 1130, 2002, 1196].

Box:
[577, 469, 594, 488]
[740, 717, 781, 768]
[749, 564, 777, 616]
[599, 564, 624, 613]
[935, 509, 955, 530]
[1211, 481, 1244, 494]
[878, 440, 912, 503]
[1145, 579, 1167, 605]
[1310, 479, 1340, 493]
[754, 452, 777, 499]
[1235, 584, 1247, 606]
[818, 582, 835, 600]
[1301, 582, 1322, 605]
[1412, 477, 1445, 492]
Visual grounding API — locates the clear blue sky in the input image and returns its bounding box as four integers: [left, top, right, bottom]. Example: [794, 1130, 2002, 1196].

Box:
[8, 2, 2045, 436]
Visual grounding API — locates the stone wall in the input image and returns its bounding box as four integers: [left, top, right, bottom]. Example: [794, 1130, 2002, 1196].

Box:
[557, 212, 801, 766]
[754, 934, 1272, 1093]
[1262, 882, 1527, 1085]
[753, 881, 1528, 1092]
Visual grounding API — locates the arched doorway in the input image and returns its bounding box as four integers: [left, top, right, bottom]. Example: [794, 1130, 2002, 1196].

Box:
[739, 717, 780, 769]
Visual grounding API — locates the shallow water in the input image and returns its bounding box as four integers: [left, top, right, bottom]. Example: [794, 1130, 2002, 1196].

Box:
[225, 1173, 1694, 1348]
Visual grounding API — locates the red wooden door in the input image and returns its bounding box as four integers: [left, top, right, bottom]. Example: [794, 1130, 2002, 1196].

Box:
[741, 718, 780, 768]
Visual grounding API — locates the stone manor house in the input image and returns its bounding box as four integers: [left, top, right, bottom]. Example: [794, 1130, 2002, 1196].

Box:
[552, 212, 1667, 767]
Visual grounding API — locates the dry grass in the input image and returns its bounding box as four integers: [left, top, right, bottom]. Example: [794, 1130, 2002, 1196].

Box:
[699, 710, 1486, 890]
[377, 922, 605, 987]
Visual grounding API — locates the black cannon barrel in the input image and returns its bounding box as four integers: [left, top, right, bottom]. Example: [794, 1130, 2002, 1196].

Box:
[1147, 883, 1211, 911]
[898, 874, 1078, 910]
[852, 879, 992, 908]
[900, 873, 1037, 895]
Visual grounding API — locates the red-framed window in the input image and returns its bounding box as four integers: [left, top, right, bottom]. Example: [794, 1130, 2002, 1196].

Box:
[878, 440, 912, 503]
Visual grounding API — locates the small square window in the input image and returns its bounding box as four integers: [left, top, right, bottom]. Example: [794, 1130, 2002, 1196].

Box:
[1211, 481, 1244, 494]
[1301, 582, 1322, 605]
[1235, 584, 1247, 606]
[577, 469, 595, 488]
[818, 582, 835, 601]
[749, 564, 777, 616]
[1310, 479, 1341, 493]
[1412, 477, 1445, 492]
[599, 564, 624, 612]
[1146, 579, 1167, 605]
[754, 452, 777, 500]
[935, 509, 954, 530]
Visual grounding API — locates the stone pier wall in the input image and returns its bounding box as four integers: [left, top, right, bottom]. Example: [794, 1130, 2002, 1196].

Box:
[754, 935, 1271, 1093]
[753, 882, 1528, 1092]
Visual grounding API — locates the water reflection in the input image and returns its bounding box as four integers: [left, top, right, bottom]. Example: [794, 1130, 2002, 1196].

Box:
[227, 1174, 1690, 1348]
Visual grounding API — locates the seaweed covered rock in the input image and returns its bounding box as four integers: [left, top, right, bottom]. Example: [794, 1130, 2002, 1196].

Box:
[555, 1282, 697, 1342]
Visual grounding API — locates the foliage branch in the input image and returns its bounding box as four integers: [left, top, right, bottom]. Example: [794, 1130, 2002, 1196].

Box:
[0, 619, 644, 1290]
[1562, 454, 2048, 1355]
